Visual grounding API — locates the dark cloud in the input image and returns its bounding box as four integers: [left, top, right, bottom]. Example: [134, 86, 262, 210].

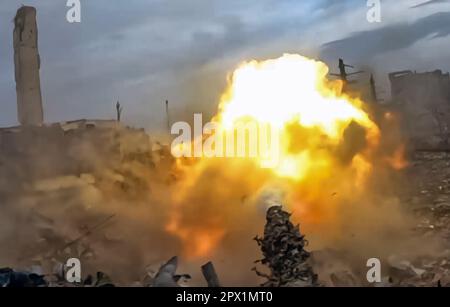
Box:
[321, 12, 450, 61]
[411, 0, 450, 8]
[1, 1, 449, 130]
[0, 1, 315, 129]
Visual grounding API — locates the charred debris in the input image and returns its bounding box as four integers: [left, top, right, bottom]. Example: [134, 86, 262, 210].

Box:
[253, 205, 319, 287]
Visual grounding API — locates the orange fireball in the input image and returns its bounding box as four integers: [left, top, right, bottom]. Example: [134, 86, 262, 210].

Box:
[166, 54, 405, 259]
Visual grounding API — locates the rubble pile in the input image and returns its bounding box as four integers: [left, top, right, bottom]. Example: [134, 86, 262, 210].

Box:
[391, 151, 450, 286]
[0, 267, 120, 287]
[2, 149, 450, 287]
[385, 255, 450, 287]
[0, 268, 47, 287]
[408, 151, 450, 238]
[0, 140, 176, 287]
[254, 205, 318, 287]
[0, 256, 204, 287]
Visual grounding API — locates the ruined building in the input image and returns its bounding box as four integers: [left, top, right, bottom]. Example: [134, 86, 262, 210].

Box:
[1, 7, 154, 186]
[389, 70, 450, 148]
[14, 6, 44, 126]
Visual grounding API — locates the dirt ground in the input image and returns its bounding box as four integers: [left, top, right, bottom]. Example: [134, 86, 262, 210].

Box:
[2, 150, 450, 286]
[395, 151, 450, 286]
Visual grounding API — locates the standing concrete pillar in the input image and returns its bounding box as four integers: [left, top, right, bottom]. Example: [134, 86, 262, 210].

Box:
[13, 6, 44, 126]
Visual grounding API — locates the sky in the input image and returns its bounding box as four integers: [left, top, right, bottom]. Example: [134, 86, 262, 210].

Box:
[0, 0, 449, 131]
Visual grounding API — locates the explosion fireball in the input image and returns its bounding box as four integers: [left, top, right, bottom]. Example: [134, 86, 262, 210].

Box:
[167, 54, 406, 260]
[217, 54, 380, 180]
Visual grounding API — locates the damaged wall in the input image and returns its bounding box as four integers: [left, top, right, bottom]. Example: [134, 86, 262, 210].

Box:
[389, 70, 450, 148]
[13, 6, 44, 126]
[0, 121, 152, 190]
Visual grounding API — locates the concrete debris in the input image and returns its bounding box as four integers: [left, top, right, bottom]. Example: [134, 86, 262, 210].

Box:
[388, 256, 426, 280]
[374, 277, 395, 287]
[90, 272, 115, 287]
[152, 256, 191, 287]
[254, 205, 319, 287]
[0, 268, 47, 287]
[384, 253, 450, 287]
[2, 145, 450, 287]
[46, 271, 115, 287]
[0, 254, 219, 287]
[330, 271, 359, 287]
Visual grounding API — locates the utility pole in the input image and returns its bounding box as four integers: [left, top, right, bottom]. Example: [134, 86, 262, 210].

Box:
[165, 100, 170, 133]
[329, 58, 364, 93]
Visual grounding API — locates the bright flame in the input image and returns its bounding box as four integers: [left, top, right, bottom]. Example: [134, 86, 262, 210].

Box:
[167, 54, 404, 259]
[216, 54, 380, 180]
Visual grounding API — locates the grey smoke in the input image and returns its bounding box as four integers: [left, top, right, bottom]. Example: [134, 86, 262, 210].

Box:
[411, 0, 450, 9]
[321, 12, 450, 61]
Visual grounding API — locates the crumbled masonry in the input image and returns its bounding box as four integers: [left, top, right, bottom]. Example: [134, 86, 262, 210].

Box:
[254, 205, 319, 287]
[0, 268, 47, 287]
[152, 256, 192, 287]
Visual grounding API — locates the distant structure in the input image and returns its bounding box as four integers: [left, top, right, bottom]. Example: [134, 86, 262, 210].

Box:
[1, 7, 156, 185]
[389, 70, 450, 147]
[13, 6, 44, 126]
[369, 74, 384, 104]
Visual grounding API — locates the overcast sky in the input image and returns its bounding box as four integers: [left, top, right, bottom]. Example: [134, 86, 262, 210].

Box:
[0, 0, 449, 131]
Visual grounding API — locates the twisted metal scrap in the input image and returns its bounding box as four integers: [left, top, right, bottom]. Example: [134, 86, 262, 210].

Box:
[254, 205, 318, 287]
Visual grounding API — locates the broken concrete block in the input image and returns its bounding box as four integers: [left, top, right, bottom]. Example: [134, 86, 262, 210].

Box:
[330, 271, 359, 287]
[152, 256, 182, 287]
